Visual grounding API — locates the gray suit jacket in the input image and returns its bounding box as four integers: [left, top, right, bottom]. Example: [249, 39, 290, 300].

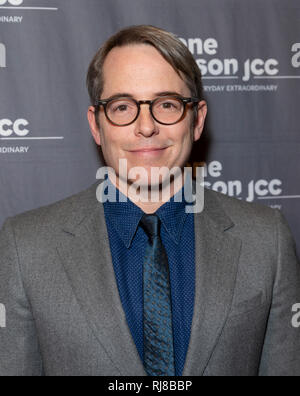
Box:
[0, 181, 299, 376]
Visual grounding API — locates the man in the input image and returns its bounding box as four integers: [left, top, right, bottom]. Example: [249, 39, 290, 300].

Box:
[0, 25, 299, 376]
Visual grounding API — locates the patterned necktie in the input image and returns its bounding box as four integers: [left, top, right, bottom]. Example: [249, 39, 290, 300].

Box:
[139, 213, 175, 376]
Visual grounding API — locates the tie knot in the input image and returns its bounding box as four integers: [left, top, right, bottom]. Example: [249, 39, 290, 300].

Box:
[140, 214, 161, 240]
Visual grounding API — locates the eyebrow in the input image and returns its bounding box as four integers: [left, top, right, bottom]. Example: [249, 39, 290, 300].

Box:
[104, 91, 184, 101]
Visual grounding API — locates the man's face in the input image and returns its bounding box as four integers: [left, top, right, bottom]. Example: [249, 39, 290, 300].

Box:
[88, 44, 207, 188]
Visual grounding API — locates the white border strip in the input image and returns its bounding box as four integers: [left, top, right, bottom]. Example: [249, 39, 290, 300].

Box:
[258, 195, 300, 200]
[0, 7, 58, 10]
[0, 137, 64, 140]
[254, 76, 300, 80]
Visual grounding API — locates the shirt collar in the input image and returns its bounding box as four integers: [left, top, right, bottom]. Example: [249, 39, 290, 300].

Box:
[102, 174, 192, 248]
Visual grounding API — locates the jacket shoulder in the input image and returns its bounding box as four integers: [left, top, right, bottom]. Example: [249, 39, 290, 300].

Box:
[4, 182, 99, 235]
[204, 187, 278, 230]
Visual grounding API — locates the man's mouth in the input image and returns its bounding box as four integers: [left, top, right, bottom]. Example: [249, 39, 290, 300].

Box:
[128, 147, 168, 157]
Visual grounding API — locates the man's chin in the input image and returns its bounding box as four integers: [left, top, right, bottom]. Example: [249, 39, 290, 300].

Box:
[127, 178, 161, 190]
[115, 164, 184, 193]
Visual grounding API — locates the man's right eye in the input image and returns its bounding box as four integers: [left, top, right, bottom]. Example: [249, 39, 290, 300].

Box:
[115, 104, 128, 112]
[110, 101, 134, 113]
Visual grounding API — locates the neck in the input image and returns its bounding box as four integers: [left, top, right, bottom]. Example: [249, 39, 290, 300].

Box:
[108, 173, 185, 214]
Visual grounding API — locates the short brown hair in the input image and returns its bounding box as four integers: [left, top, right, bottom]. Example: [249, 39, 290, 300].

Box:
[86, 25, 203, 124]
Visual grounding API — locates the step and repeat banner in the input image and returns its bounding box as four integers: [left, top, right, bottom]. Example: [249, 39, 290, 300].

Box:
[0, 0, 300, 253]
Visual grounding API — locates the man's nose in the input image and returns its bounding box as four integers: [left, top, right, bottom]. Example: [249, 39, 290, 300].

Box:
[135, 104, 158, 137]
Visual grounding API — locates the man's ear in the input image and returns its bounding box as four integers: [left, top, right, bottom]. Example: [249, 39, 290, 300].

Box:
[87, 106, 101, 146]
[193, 100, 207, 142]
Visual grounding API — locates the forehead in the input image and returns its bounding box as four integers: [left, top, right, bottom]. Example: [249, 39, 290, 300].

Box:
[101, 44, 190, 98]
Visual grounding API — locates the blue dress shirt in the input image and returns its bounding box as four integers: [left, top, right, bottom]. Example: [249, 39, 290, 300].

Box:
[102, 176, 195, 376]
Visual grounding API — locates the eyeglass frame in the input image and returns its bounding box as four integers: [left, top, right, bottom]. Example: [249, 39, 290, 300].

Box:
[93, 96, 201, 126]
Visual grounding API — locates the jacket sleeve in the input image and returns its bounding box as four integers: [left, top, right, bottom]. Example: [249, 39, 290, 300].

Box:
[259, 209, 300, 376]
[0, 218, 43, 376]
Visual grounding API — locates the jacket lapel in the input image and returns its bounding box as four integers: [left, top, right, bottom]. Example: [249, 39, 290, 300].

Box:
[183, 189, 242, 376]
[56, 183, 147, 376]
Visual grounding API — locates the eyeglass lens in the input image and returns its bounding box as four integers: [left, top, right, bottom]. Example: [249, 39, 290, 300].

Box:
[105, 96, 185, 125]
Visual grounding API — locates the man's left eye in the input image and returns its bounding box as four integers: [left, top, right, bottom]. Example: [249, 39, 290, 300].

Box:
[161, 102, 176, 109]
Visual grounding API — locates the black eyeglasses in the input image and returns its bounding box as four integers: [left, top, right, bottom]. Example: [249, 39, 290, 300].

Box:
[94, 96, 201, 126]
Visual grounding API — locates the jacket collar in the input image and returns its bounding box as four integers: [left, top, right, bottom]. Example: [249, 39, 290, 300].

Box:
[101, 175, 193, 248]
